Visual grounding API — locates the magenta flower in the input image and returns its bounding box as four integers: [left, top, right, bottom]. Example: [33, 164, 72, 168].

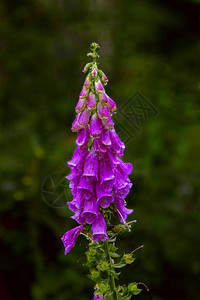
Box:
[62, 50, 133, 254]
[97, 102, 109, 120]
[90, 113, 102, 138]
[96, 182, 114, 208]
[102, 114, 114, 130]
[95, 80, 104, 93]
[81, 197, 98, 224]
[92, 67, 97, 77]
[99, 92, 108, 105]
[105, 94, 117, 112]
[78, 109, 90, 128]
[93, 294, 104, 300]
[61, 224, 83, 254]
[84, 77, 91, 88]
[92, 213, 108, 242]
[87, 92, 96, 110]
[80, 87, 89, 99]
[75, 97, 86, 113]
[76, 126, 90, 148]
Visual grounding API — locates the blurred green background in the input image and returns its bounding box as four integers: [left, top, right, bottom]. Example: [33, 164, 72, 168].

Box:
[0, 0, 200, 299]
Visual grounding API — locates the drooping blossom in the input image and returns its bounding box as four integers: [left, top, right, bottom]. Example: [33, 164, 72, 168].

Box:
[61, 225, 83, 254]
[61, 58, 133, 254]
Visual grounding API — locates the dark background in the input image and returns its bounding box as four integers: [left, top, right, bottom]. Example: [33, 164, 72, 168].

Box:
[0, 0, 200, 299]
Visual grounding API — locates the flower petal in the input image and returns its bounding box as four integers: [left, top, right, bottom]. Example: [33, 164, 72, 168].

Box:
[61, 224, 83, 254]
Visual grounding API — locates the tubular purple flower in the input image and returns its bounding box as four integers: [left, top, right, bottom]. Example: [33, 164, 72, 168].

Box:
[87, 92, 96, 110]
[84, 76, 91, 88]
[95, 80, 104, 93]
[97, 102, 109, 120]
[76, 126, 90, 148]
[99, 91, 107, 105]
[105, 94, 117, 112]
[65, 168, 77, 181]
[71, 210, 85, 225]
[78, 109, 90, 128]
[67, 190, 83, 212]
[69, 176, 81, 191]
[101, 129, 111, 146]
[102, 114, 114, 130]
[67, 146, 88, 169]
[100, 159, 115, 192]
[113, 169, 132, 200]
[61, 224, 83, 255]
[75, 97, 86, 113]
[81, 197, 98, 224]
[78, 176, 94, 198]
[92, 213, 108, 242]
[80, 87, 89, 99]
[83, 148, 99, 181]
[96, 182, 113, 208]
[116, 157, 132, 175]
[110, 129, 125, 156]
[106, 149, 118, 167]
[93, 138, 107, 154]
[90, 113, 102, 138]
[114, 198, 133, 225]
[102, 74, 108, 83]
[72, 113, 81, 132]
[67, 199, 79, 213]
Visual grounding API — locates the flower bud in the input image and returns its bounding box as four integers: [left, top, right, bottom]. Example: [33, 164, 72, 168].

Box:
[78, 109, 90, 128]
[90, 113, 102, 138]
[79, 87, 89, 99]
[75, 97, 86, 113]
[87, 92, 96, 110]
[83, 76, 91, 88]
[82, 62, 92, 73]
[71, 114, 80, 132]
[92, 67, 97, 77]
[99, 91, 107, 105]
[105, 94, 117, 112]
[95, 80, 104, 93]
[97, 102, 109, 120]
[98, 70, 108, 83]
[102, 114, 114, 130]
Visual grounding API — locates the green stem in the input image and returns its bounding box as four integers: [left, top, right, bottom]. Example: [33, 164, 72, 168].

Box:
[105, 240, 118, 300]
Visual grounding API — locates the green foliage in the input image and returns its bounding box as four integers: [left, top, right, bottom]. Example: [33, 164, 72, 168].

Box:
[128, 283, 142, 296]
[86, 226, 144, 300]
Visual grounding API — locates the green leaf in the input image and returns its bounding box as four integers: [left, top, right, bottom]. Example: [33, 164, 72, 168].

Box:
[108, 237, 117, 243]
[122, 253, 136, 264]
[97, 260, 110, 271]
[128, 283, 142, 295]
[89, 270, 101, 282]
[114, 263, 127, 269]
[110, 252, 120, 258]
[95, 282, 108, 294]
